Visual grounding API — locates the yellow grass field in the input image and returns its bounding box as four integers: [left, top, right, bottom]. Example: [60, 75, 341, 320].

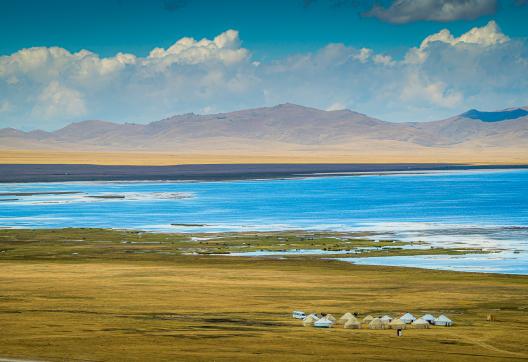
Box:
[1, 148, 528, 165]
[1, 253, 527, 361]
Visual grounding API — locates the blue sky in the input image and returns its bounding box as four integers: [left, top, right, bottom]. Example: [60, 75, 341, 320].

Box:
[1, 0, 528, 130]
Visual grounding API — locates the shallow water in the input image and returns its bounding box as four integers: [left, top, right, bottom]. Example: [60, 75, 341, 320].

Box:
[338, 251, 527, 275]
[1, 169, 527, 274]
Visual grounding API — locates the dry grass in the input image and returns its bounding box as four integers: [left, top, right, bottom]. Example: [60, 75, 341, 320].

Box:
[0, 253, 527, 361]
[1, 148, 528, 165]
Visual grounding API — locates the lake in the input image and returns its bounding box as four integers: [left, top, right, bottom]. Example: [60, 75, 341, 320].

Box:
[1, 169, 527, 274]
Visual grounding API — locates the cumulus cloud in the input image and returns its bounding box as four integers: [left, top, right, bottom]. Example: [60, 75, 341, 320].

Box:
[0, 25, 527, 128]
[365, 0, 497, 24]
[147, 29, 249, 65]
[31, 81, 87, 122]
[405, 21, 509, 64]
[401, 72, 463, 108]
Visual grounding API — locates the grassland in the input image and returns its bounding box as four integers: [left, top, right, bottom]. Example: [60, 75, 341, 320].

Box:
[2, 148, 528, 165]
[0, 229, 527, 361]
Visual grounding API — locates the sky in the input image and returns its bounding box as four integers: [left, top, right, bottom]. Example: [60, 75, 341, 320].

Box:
[1, 0, 528, 130]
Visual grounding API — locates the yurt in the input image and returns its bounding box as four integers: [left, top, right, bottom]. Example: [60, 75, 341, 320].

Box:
[325, 314, 337, 323]
[344, 316, 361, 329]
[412, 318, 430, 329]
[380, 315, 393, 326]
[362, 315, 374, 324]
[338, 312, 354, 324]
[400, 313, 416, 324]
[434, 315, 453, 326]
[389, 318, 406, 329]
[368, 317, 384, 330]
[420, 314, 435, 324]
[314, 317, 334, 328]
[302, 314, 319, 326]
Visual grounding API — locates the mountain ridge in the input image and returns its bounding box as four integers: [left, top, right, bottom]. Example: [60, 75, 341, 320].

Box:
[1, 104, 527, 155]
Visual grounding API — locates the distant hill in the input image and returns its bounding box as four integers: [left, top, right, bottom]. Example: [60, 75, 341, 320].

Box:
[1, 103, 527, 163]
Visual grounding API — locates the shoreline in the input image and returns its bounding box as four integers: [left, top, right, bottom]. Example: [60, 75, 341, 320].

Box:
[1, 163, 528, 183]
[0, 227, 522, 276]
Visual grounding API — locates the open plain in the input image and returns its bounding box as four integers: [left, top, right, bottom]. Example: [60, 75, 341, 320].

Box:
[0, 229, 527, 361]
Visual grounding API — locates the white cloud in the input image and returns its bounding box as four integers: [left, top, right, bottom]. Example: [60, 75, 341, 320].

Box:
[0, 25, 527, 129]
[406, 21, 510, 64]
[147, 29, 248, 65]
[365, 0, 497, 24]
[373, 54, 395, 66]
[421, 20, 509, 48]
[401, 72, 463, 108]
[326, 102, 347, 111]
[31, 81, 86, 121]
[354, 48, 372, 63]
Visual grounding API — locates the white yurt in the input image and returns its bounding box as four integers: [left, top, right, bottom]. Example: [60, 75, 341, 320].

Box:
[412, 318, 430, 329]
[399, 313, 416, 324]
[434, 315, 453, 326]
[344, 316, 361, 329]
[368, 317, 384, 330]
[380, 315, 393, 326]
[303, 314, 319, 326]
[338, 312, 354, 324]
[420, 314, 435, 324]
[389, 318, 406, 329]
[314, 317, 334, 328]
[325, 314, 337, 323]
[362, 315, 374, 324]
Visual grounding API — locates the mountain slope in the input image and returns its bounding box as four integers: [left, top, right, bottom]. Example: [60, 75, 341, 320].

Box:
[1, 104, 527, 156]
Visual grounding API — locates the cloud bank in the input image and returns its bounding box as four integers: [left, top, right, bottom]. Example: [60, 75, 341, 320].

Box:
[1, 22, 527, 129]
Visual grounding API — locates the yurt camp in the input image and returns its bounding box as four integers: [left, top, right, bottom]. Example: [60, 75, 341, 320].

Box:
[380, 315, 393, 326]
[412, 318, 430, 329]
[368, 317, 384, 330]
[344, 316, 361, 329]
[434, 315, 453, 326]
[314, 317, 334, 328]
[338, 312, 354, 324]
[325, 314, 337, 323]
[362, 315, 374, 324]
[303, 314, 319, 327]
[421, 314, 435, 324]
[389, 318, 406, 330]
[399, 313, 416, 324]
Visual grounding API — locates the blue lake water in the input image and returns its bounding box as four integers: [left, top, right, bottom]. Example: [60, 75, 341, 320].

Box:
[1, 169, 528, 274]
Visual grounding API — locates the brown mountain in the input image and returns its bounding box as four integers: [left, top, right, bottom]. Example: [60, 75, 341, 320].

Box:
[1, 103, 527, 163]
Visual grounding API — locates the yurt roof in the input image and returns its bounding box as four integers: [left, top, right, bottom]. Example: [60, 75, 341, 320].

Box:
[401, 313, 415, 319]
[339, 312, 354, 320]
[436, 315, 452, 322]
[362, 315, 374, 321]
[347, 316, 360, 324]
[381, 315, 393, 321]
[326, 314, 337, 322]
[421, 314, 435, 321]
[369, 317, 383, 325]
[307, 313, 320, 320]
[390, 318, 406, 326]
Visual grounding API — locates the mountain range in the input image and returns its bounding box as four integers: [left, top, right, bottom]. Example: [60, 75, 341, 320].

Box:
[1, 103, 527, 163]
